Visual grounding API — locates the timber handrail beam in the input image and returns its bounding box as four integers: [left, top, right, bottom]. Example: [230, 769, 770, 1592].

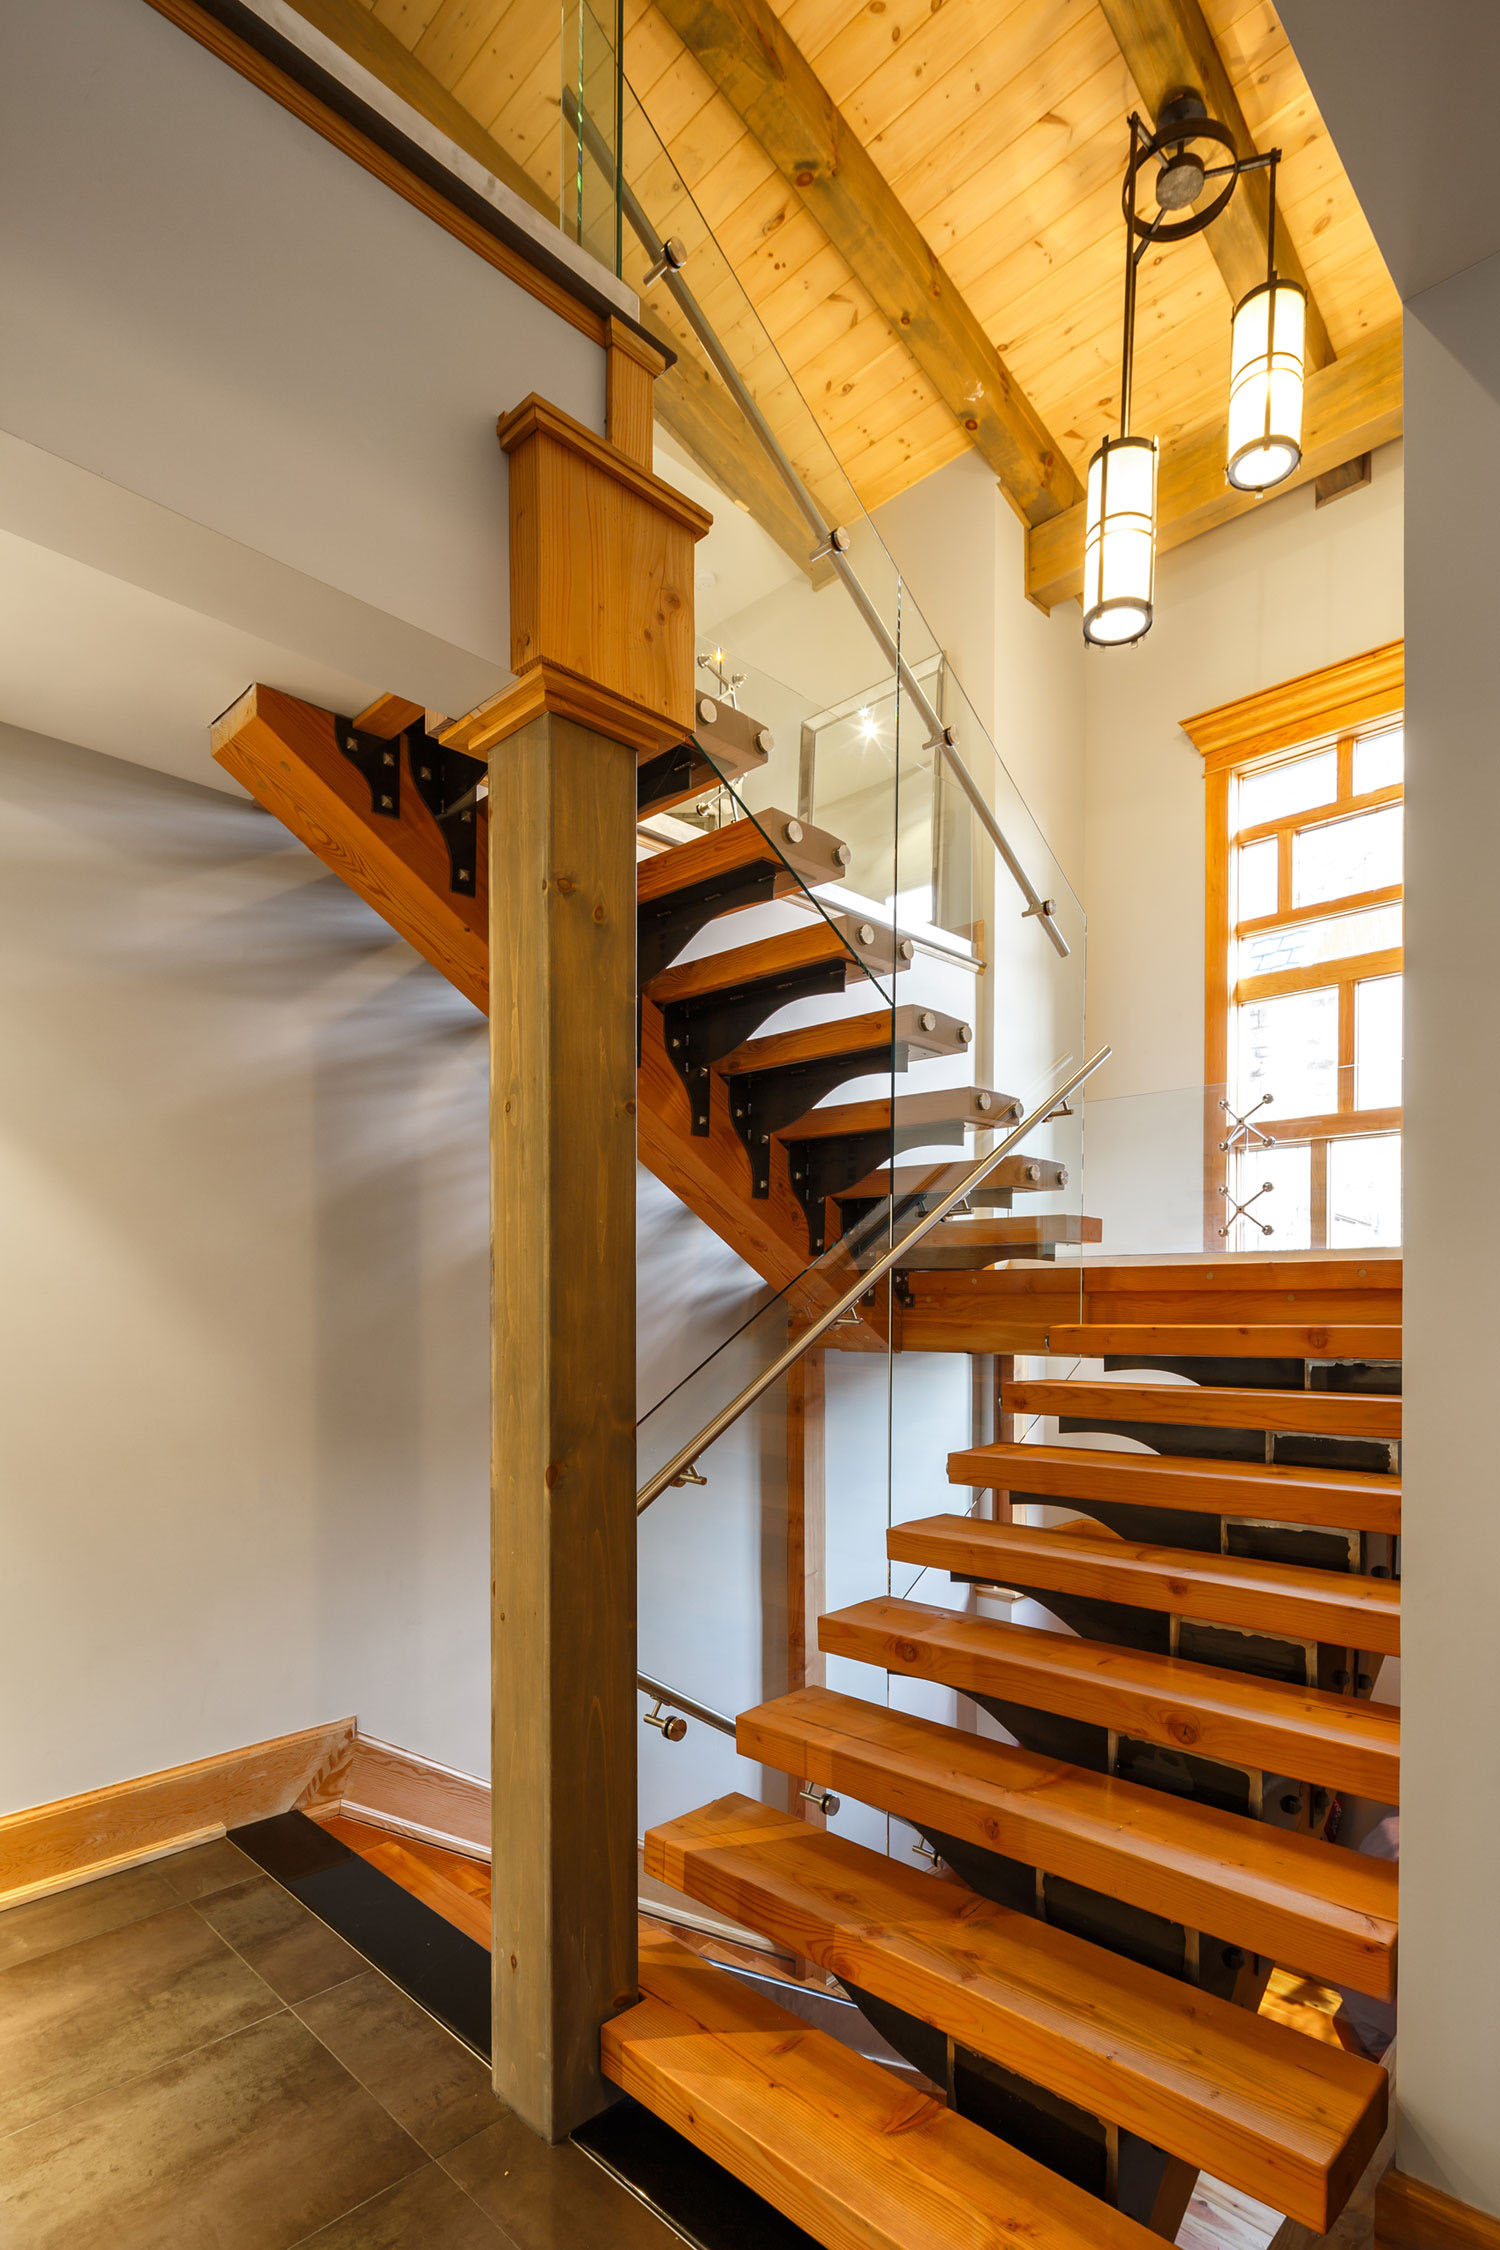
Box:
[636, 1047, 1111, 1514]
[563, 81, 1071, 960]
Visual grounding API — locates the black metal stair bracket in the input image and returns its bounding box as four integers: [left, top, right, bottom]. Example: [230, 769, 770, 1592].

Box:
[657, 956, 851, 1133]
[729, 1042, 906, 1194]
[405, 728, 486, 895]
[636, 737, 713, 821]
[337, 715, 402, 818]
[785, 1118, 975, 1255]
[638, 864, 787, 988]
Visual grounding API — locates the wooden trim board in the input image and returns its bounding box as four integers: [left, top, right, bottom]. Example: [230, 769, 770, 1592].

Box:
[303, 1732, 491, 1861]
[1375, 2171, 1500, 2250]
[0, 1717, 355, 1909]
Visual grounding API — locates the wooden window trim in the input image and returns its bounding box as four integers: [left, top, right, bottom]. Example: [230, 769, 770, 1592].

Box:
[1192, 641, 1403, 1249]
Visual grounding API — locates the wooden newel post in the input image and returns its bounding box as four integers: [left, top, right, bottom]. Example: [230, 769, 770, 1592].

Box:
[477, 336, 710, 2142]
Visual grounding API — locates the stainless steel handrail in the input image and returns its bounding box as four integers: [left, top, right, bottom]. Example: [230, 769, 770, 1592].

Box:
[563, 82, 1070, 960]
[636, 1047, 1110, 1514]
[636, 1672, 737, 1738]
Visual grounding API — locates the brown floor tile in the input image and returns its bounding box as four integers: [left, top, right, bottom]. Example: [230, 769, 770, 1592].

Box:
[442, 2110, 687, 2250]
[292, 2162, 511, 2248]
[0, 2010, 425, 2250]
[0, 1902, 277, 2135]
[296, 1972, 502, 2158]
[195, 1877, 367, 2004]
[157, 1835, 262, 1902]
[0, 1865, 182, 1973]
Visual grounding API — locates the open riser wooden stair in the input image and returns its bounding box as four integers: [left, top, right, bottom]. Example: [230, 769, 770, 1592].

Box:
[214, 683, 1091, 1311]
[618, 1260, 1400, 2249]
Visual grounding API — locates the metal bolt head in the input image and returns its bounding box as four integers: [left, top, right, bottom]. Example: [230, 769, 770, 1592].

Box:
[755, 728, 775, 754]
[383, 749, 395, 765]
[698, 696, 718, 724]
[858, 922, 876, 945]
[420, 765, 432, 780]
[919, 1010, 936, 1031]
[1057, 1164, 1069, 1187]
[958, 1022, 973, 1044]
[977, 1092, 993, 1113]
[898, 938, 914, 960]
[1024, 1162, 1041, 1182]
[1279, 1792, 1302, 1815]
[835, 843, 852, 867]
[379, 793, 393, 809]
[784, 818, 804, 844]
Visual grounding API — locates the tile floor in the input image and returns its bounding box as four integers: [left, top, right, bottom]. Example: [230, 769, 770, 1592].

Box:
[0, 1838, 686, 2250]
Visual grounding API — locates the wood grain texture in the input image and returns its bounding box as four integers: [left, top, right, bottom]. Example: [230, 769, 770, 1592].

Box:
[644, 1793, 1388, 2230]
[738, 1686, 1398, 1999]
[819, 1597, 1401, 1800]
[644, 918, 880, 1005]
[634, 807, 850, 903]
[648, 0, 1081, 525]
[498, 395, 711, 735]
[303, 1735, 491, 1859]
[946, 1442, 1402, 1535]
[489, 710, 639, 2139]
[1096, 0, 1333, 366]
[886, 1515, 1401, 1655]
[0, 1719, 354, 1908]
[1006, 1379, 1402, 1441]
[1184, 640, 1405, 768]
[213, 685, 490, 1014]
[606, 317, 668, 469]
[605, 1926, 1169, 2250]
[718, 1003, 970, 1077]
[1042, 1323, 1404, 1361]
[785, 1349, 826, 1696]
[1375, 2171, 1500, 2250]
[1028, 328, 1402, 609]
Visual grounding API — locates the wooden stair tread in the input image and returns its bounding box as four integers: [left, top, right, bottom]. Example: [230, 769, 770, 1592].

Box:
[1007, 1379, 1401, 1440]
[895, 1214, 1104, 1263]
[947, 1442, 1402, 1534]
[888, 1516, 1401, 1655]
[636, 810, 849, 904]
[737, 1687, 1398, 1998]
[1043, 1324, 1402, 1359]
[779, 1086, 1020, 1141]
[718, 1003, 972, 1077]
[818, 1597, 1401, 1801]
[644, 1795, 1387, 2231]
[643, 920, 888, 1006]
[606, 1926, 1166, 2250]
[832, 1157, 1069, 1201]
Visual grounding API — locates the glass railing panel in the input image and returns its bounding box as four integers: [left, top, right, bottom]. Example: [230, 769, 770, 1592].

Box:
[559, 0, 623, 275]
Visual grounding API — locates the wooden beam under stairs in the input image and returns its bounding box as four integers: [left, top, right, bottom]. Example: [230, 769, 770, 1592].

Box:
[717, 1003, 971, 1080]
[643, 1794, 1388, 2230]
[737, 1686, 1399, 1998]
[947, 1443, 1402, 1535]
[818, 1597, 1400, 1801]
[1007, 1379, 1402, 1441]
[887, 1516, 1401, 1656]
[604, 1927, 1168, 2250]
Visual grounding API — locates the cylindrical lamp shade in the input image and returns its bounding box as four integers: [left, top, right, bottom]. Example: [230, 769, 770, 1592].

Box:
[1082, 434, 1158, 647]
[1226, 279, 1306, 492]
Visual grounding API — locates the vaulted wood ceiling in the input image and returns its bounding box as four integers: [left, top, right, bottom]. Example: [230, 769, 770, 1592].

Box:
[303, 0, 1400, 597]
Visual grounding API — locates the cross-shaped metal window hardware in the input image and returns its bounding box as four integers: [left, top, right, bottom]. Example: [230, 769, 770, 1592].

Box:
[1218, 1177, 1275, 1239]
[1218, 1092, 1275, 1155]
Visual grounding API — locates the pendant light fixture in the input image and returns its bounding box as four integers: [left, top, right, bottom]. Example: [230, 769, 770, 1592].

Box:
[1083, 94, 1301, 648]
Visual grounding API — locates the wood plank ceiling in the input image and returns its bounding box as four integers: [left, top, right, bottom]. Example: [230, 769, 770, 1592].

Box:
[319, 0, 1399, 593]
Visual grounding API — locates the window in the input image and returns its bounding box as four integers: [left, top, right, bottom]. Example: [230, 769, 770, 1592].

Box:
[1188, 643, 1403, 1253]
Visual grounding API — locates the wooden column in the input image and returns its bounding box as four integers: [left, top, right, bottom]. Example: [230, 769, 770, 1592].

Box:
[786, 1346, 827, 1698]
[482, 381, 709, 2140]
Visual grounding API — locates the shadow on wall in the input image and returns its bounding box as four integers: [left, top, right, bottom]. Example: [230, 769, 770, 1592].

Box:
[0, 724, 489, 1809]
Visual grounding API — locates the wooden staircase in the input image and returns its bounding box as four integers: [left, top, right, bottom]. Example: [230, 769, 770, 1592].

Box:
[621, 1262, 1400, 2246]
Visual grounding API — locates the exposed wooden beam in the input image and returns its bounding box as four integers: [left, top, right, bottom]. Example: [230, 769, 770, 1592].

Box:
[1097, 0, 1334, 369]
[283, 0, 823, 581]
[649, 0, 1082, 526]
[1026, 323, 1401, 611]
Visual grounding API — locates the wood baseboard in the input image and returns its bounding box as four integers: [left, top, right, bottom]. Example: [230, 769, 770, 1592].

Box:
[301, 1732, 491, 1860]
[0, 1718, 356, 1908]
[1377, 2172, 1500, 2250]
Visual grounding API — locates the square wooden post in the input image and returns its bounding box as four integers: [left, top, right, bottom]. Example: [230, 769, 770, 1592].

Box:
[479, 377, 709, 2141]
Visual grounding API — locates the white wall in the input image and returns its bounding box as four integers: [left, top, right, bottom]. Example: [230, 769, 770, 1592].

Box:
[1080, 447, 1404, 1248]
[1399, 256, 1500, 2214]
[0, 723, 491, 1811]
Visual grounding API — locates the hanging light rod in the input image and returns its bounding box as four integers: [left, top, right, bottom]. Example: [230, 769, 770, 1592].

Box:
[1083, 91, 1306, 649]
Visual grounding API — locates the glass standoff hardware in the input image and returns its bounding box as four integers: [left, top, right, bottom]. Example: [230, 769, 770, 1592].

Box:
[810, 525, 852, 563]
[1218, 1177, 1275, 1239]
[642, 234, 688, 287]
[1218, 1092, 1275, 1154]
[800, 1782, 841, 1816]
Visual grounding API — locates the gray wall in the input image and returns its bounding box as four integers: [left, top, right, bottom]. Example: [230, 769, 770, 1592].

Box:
[1400, 259, 1500, 2212]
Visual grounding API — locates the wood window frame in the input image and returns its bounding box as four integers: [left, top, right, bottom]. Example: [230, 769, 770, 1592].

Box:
[1184, 640, 1404, 1251]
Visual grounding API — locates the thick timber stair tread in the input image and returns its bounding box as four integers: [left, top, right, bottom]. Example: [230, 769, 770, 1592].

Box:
[892, 1214, 1103, 1265]
[605, 1926, 1167, 2250]
[644, 918, 904, 1007]
[636, 810, 850, 906]
[1043, 1323, 1402, 1359]
[947, 1442, 1402, 1534]
[818, 1598, 1401, 1801]
[718, 1003, 972, 1078]
[832, 1157, 1069, 1202]
[1008, 1379, 1401, 1441]
[738, 1687, 1399, 1998]
[888, 1516, 1401, 1656]
[779, 1086, 1020, 1141]
[644, 1795, 1388, 2230]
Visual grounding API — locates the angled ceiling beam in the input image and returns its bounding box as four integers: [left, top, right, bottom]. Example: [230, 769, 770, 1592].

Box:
[648, 0, 1082, 526]
[1026, 324, 1400, 611]
[282, 0, 824, 582]
[1097, 0, 1334, 370]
